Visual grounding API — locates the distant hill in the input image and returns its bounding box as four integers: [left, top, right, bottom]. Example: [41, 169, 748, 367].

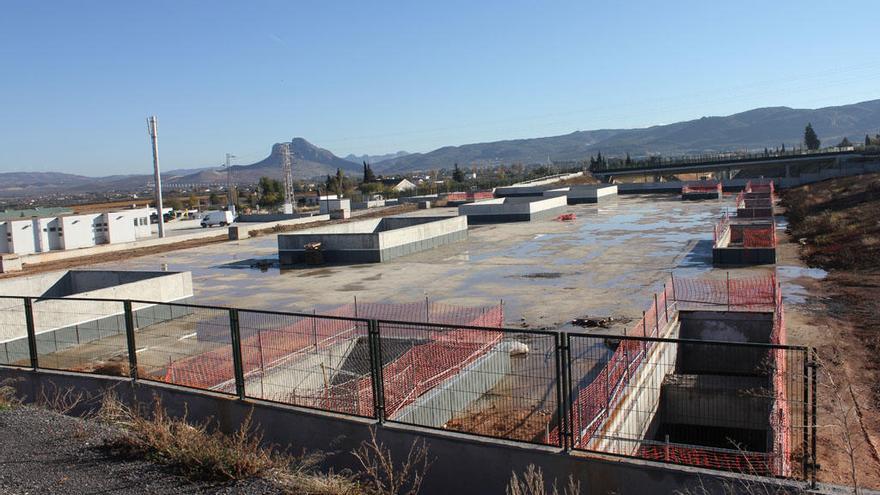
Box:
[5, 99, 880, 197]
[177, 138, 361, 184]
[374, 99, 880, 172]
[344, 151, 410, 164]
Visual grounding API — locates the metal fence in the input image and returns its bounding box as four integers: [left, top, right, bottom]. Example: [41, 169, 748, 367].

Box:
[0, 280, 818, 484]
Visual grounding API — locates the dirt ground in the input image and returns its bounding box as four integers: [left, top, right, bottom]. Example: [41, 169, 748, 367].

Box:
[778, 174, 880, 490]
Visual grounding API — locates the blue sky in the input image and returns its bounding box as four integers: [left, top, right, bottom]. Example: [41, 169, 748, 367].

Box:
[1, 1, 878, 176]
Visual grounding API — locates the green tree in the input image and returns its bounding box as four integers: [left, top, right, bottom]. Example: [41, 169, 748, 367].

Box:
[209, 192, 220, 205]
[867, 134, 873, 147]
[804, 123, 821, 150]
[167, 197, 183, 211]
[452, 163, 465, 182]
[837, 137, 852, 148]
[258, 176, 284, 206]
[625, 153, 632, 166]
[362, 161, 377, 183]
[187, 193, 199, 210]
[335, 168, 345, 196]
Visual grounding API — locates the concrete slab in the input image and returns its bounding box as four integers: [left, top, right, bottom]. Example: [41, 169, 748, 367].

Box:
[543, 185, 619, 204]
[69, 196, 733, 330]
[278, 216, 468, 265]
[458, 196, 567, 224]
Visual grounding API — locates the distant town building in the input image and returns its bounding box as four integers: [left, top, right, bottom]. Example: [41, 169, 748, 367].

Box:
[381, 178, 417, 192]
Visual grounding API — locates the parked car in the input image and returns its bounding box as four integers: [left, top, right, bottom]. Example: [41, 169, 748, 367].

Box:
[200, 210, 235, 227]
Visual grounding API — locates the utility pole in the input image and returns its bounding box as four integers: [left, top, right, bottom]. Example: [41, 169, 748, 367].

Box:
[225, 153, 236, 216]
[280, 143, 295, 214]
[147, 116, 165, 238]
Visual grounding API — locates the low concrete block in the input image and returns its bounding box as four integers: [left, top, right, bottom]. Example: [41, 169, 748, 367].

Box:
[458, 196, 567, 224]
[0, 255, 22, 273]
[278, 216, 468, 265]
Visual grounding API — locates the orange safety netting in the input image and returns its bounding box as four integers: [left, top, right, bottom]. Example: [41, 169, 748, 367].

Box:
[162, 301, 503, 413]
[549, 273, 789, 477]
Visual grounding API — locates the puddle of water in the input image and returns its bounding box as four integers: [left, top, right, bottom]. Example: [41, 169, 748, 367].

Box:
[777, 265, 828, 305]
[777, 265, 828, 280]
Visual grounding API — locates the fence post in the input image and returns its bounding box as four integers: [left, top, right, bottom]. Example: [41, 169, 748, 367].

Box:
[228, 308, 246, 400]
[663, 283, 669, 323]
[123, 301, 138, 381]
[726, 272, 731, 311]
[564, 333, 574, 449]
[670, 272, 677, 301]
[810, 349, 818, 489]
[23, 297, 38, 370]
[654, 293, 660, 333]
[555, 332, 568, 450]
[367, 319, 386, 422]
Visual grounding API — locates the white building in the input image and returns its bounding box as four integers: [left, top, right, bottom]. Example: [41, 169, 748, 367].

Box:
[0, 208, 153, 255]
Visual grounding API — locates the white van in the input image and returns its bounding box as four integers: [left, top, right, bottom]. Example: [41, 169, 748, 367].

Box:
[200, 210, 235, 228]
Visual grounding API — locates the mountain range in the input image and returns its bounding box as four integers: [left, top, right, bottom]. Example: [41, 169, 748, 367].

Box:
[3, 98, 880, 196]
[345, 151, 410, 164]
[374, 98, 880, 172]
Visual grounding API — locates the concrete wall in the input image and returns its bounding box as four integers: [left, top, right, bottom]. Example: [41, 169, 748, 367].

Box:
[352, 199, 386, 210]
[228, 214, 330, 240]
[245, 338, 359, 403]
[0, 270, 193, 345]
[393, 342, 511, 428]
[0, 367, 814, 495]
[591, 316, 680, 455]
[659, 374, 772, 431]
[676, 311, 775, 376]
[319, 199, 351, 215]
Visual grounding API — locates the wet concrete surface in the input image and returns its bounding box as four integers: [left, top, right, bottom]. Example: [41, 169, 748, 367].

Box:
[85, 195, 731, 330]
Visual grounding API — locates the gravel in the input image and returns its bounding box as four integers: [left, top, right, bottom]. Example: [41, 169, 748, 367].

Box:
[0, 405, 285, 495]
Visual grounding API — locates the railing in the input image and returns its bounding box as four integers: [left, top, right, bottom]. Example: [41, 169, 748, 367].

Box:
[0, 276, 817, 484]
[597, 146, 857, 173]
[682, 181, 723, 195]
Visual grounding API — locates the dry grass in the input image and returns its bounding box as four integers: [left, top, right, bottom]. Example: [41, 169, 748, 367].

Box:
[506, 465, 580, 495]
[782, 173, 880, 270]
[0, 379, 21, 410]
[97, 394, 363, 493]
[352, 427, 432, 495]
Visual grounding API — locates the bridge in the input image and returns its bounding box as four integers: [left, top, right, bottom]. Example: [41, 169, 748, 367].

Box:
[592, 148, 871, 181]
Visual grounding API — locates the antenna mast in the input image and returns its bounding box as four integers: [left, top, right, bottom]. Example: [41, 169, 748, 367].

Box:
[225, 153, 236, 216]
[281, 143, 295, 214]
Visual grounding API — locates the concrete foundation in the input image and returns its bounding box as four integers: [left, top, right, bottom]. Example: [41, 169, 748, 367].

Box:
[0, 270, 193, 364]
[458, 196, 567, 224]
[712, 222, 777, 266]
[543, 185, 618, 204]
[278, 216, 468, 265]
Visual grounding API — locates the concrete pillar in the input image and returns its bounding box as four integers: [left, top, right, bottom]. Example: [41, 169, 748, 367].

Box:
[785, 163, 791, 178]
[31, 218, 44, 253]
